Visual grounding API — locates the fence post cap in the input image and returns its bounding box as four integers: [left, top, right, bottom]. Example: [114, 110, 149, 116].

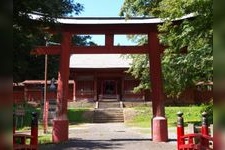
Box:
[177, 111, 183, 117]
[32, 111, 38, 116]
[202, 111, 207, 117]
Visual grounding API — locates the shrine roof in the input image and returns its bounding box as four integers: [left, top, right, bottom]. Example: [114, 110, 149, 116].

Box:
[30, 13, 194, 25]
[70, 54, 132, 68]
[22, 80, 75, 84]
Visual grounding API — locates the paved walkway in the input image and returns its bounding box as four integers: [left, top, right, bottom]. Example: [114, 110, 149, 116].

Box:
[39, 123, 177, 150]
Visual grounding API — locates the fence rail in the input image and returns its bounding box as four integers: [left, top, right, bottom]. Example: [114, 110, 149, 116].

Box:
[177, 111, 213, 150]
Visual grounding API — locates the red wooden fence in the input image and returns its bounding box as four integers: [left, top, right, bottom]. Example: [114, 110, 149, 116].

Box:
[177, 112, 213, 150]
[13, 112, 38, 150]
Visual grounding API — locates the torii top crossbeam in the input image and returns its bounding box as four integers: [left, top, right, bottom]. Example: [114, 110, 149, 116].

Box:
[31, 16, 166, 55]
[31, 14, 193, 55]
[31, 13, 192, 34]
[31, 14, 165, 33]
[53, 17, 161, 34]
[31, 14, 192, 55]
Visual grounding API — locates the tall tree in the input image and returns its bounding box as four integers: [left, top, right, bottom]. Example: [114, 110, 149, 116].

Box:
[13, 0, 84, 82]
[120, 0, 213, 97]
[0, 1, 12, 78]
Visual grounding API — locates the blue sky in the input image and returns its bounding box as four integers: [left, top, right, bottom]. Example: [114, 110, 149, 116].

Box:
[72, 0, 136, 45]
[78, 0, 124, 17]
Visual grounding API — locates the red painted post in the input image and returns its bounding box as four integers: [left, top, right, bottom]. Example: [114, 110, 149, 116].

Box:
[201, 112, 209, 147]
[73, 80, 76, 101]
[44, 100, 49, 133]
[13, 112, 16, 144]
[121, 77, 124, 101]
[13, 112, 15, 134]
[105, 34, 114, 50]
[148, 32, 168, 142]
[177, 111, 184, 150]
[94, 77, 97, 101]
[31, 112, 38, 147]
[52, 32, 71, 143]
[201, 112, 209, 135]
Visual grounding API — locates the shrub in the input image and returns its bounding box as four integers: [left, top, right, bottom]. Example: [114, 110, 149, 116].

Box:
[13, 102, 40, 129]
[201, 99, 213, 124]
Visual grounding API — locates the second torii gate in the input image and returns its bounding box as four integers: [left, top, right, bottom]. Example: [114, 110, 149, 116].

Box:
[32, 17, 168, 143]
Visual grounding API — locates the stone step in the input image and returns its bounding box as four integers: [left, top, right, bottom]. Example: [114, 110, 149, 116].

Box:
[101, 99, 118, 102]
[93, 116, 124, 119]
[94, 113, 123, 116]
[94, 115, 124, 118]
[93, 108, 124, 123]
[93, 118, 124, 123]
[94, 118, 124, 121]
[94, 109, 123, 113]
[94, 109, 123, 112]
[98, 101, 121, 108]
[94, 119, 124, 123]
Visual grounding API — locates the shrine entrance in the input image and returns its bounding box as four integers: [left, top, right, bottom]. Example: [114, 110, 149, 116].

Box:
[32, 16, 169, 143]
[103, 80, 117, 95]
[100, 79, 119, 100]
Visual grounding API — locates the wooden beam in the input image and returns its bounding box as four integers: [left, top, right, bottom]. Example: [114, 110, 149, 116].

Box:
[105, 34, 114, 48]
[32, 45, 149, 55]
[50, 24, 158, 34]
[71, 45, 149, 54]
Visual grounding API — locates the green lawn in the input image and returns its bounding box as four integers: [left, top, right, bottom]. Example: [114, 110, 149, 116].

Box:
[14, 103, 92, 130]
[125, 105, 203, 128]
[67, 108, 93, 124]
[38, 134, 52, 144]
[14, 103, 205, 130]
[166, 106, 203, 126]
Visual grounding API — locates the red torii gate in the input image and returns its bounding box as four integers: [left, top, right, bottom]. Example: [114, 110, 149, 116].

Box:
[32, 17, 168, 143]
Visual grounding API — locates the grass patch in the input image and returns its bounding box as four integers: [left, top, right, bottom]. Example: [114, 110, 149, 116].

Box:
[166, 106, 202, 126]
[38, 134, 52, 144]
[127, 107, 152, 128]
[67, 108, 92, 124]
[125, 105, 203, 128]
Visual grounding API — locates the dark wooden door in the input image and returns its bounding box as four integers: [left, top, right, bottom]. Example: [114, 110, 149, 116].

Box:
[103, 80, 117, 95]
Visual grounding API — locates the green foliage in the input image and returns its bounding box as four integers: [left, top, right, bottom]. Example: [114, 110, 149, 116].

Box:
[120, 0, 213, 97]
[13, 0, 84, 82]
[200, 99, 213, 124]
[13, 103, 40, 130]
[73, 35, 97, 46]
[0, 1, 11, 76]
[120, 0, 160, 17]
[123, 54, 150, 93]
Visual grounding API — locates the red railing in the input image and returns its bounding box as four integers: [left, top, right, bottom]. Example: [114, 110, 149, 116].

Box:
[13, 112, 38, 150]
[177, 112, 213, 150]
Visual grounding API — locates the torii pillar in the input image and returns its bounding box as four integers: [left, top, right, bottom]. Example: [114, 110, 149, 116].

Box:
[52, 32, 71, 142]
[149, 32, 168, 142]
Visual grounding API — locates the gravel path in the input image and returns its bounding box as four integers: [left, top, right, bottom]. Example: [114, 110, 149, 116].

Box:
[39, 123, 177, 150]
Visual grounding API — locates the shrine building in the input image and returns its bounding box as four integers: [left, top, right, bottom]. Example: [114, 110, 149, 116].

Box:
[13, 54, 149, 104]
[69, 54, 148, 101]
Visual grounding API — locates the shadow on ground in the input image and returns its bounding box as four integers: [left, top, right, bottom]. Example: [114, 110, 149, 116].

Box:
[39, 138, 176, 150]
[40, 138, 123, 150]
